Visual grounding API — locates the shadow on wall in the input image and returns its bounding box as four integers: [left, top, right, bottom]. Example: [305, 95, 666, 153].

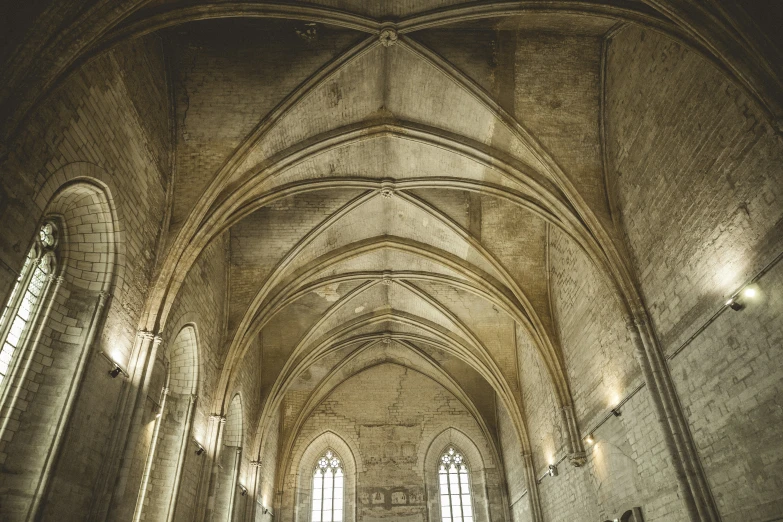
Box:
[603, 506, 644, 522]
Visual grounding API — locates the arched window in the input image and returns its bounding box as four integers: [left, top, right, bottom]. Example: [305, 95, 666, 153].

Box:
[312, 449, 344, 522]
[438, 447, 474, 522]
[0, 222, 57, 386]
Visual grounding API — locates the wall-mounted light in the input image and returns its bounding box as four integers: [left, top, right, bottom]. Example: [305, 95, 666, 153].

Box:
[726, 285, 760, 311]
[194, 440, 205, 455]
[537, 462, 560, 484]
[239, 484, 247, 496]
[585, 434, 595, 445]
[611, 408, 621, 417]
[100, 351, 127, 378]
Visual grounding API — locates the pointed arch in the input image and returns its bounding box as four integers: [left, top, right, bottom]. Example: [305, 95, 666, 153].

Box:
[143, 323, 200, 521]
[424, 428, 491, 522]
[291, 431, 359, 522]
[0, 173, 120, 520]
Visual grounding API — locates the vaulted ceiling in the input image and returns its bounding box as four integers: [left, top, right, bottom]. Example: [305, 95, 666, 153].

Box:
[151, 12, 629, 457]
[3, 0, 778, 476]
[73, 1, 770, 463]
[109, 10, 635, 468]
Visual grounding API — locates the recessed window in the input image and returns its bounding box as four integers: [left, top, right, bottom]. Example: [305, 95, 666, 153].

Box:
[439, 447, 473, 522]
[0, 222, 56, 386]
[312, 449, 344, 522]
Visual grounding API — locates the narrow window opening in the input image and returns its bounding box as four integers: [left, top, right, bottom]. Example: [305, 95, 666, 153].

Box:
[438, 447, 473, 522]
[312, 449, 344, 522]
[0, 222, 57, 386]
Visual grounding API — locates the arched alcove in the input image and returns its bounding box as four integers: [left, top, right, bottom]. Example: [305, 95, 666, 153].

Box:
[0, 176, 119, 521]
[424, 428, 491, 522]
[144, 324, 200, 521]
[293, 431, 358, 522]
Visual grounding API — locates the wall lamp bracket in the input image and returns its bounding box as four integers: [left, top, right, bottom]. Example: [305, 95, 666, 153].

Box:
[726, 285, 760, 312]
[99, 351, 128, 378]
[239, 484, 247, 496]
[725, 297, 745, 311]
[194, 440, 205, 455]
[611, 408, 621, 417]
[536, 463, 559, 484]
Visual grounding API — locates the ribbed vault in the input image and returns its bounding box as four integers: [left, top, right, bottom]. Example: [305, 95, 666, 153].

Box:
[135, 10, 684, 483]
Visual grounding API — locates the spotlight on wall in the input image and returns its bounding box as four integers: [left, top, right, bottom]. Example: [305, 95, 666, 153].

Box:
[109, 364, 122, 378]
[611, 408, 621, 417]
[239, 484, 247, 497]
[726, 285, 760, 311]
[548, 464, 558, 477]
[725, 297, 744, 311]
[585, 434, 595, 445]
[194, 441, 205, 455]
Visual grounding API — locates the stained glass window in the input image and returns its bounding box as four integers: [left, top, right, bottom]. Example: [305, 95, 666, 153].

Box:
[312, 449, 344, 522]
[0, 223, 56, 386]
[439, 447, 473, 522]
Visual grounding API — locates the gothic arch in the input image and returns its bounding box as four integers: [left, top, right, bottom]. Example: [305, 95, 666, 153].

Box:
[424, 428, 491, 522]
[289, 430, 359, 522]
[0, 174, 120, 520]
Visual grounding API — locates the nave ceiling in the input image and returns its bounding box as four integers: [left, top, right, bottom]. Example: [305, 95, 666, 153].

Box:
[148, 10, 648, 466]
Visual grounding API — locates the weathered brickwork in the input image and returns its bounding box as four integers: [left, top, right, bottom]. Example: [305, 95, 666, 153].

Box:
[515, 325, 563, 474]
[168, 21, 364, 228]
[606, 24, 783, 521]
[670, 261, 783, 521]
[282, 364, 503, 522]
[606, 25, 783, 351]
[497, 401, 532, 522]
[548, 227, 641, 426]
[547, 227, 688, 520]
[0, 5, 780, 521]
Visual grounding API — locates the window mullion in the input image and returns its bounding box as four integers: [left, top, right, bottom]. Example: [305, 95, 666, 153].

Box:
[0, 254, 37, 349]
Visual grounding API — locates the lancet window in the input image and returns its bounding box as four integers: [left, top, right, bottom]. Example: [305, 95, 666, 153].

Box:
[0, 222, 57, 386]
[312, 449, 344, 522]
[438, 447, 474, 522]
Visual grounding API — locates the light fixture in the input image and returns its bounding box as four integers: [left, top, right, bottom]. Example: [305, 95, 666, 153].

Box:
[611, 408, 621, 417]
[109, 364, 122, 378]
[725, 297, 743, 311]
[585, 434, 594, 445]
[194, 441, 205, 455]
[239, 484, 247, 496]
[548, 464, 558, 477]
[726, 285, 760, 311]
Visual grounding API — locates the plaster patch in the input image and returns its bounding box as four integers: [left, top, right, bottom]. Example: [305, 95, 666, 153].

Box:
[314, 283, 341, 302]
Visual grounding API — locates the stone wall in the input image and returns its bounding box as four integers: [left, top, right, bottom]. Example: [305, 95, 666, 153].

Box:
[282, 363, 504, 522]
[0, 33, 170, 520]
[607, 25, 783, 521]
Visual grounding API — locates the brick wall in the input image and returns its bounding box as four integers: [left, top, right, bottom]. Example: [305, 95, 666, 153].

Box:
[545, 226, 688, 520]
[606, 25, 783, 521]
[0, 32, 170, 520]
[167, 20, 364, 229]
[281, 363, 502, 522]
[497, 400, 531, 522]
